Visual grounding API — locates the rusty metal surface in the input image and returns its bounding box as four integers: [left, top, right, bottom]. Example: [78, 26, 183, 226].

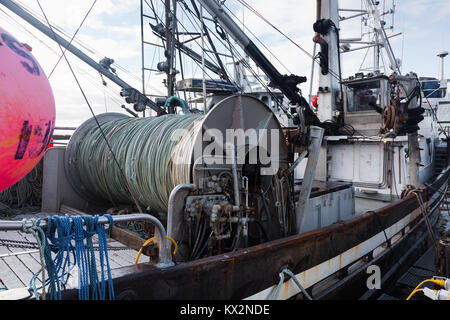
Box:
[435, 236, 450, 278]
[60, 167, 450, 300]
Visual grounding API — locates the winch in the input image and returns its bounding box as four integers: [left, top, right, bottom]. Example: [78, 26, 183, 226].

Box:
[64, 95, 292, 261]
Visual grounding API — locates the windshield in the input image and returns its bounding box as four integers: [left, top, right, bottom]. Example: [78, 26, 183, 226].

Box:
[346, 80, 384, 112]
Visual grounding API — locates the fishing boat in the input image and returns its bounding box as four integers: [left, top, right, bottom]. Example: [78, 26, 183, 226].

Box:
[0, 0, 448, 302]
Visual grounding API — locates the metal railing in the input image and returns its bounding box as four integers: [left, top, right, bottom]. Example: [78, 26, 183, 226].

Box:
[0, 213, 172, 265]
[52, 126, 76, 146]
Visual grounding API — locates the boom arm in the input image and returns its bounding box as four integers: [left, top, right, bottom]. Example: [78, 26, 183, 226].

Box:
[0, 0, 166, 114]
[198, 0, 321, 126]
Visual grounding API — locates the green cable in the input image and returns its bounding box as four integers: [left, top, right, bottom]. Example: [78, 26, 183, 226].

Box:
[0, 161, 43, 216]
[76, 114, 204, 213]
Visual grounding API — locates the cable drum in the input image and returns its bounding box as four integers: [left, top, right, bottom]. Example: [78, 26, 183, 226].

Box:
[66, 95, 289, 217]
[74, 114, 204, 212]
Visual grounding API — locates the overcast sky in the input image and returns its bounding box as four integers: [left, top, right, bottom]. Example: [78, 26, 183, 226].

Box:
[1, 0, 449, 126]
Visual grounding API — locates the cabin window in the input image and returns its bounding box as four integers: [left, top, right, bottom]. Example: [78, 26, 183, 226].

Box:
[346, 80, 384, 113]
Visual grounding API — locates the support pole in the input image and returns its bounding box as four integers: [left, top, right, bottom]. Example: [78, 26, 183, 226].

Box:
[408, 133, 421, 186]
[296, 126, 324, 233]
[140, 0, 146, 117]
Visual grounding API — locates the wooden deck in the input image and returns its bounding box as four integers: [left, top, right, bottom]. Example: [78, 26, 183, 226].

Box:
[0, 229, 139, 292]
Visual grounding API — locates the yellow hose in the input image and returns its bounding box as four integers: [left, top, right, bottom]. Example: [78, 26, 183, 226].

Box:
[406, 288, 423, 301]
[134, 236, 178, 265]
[406, 279, 446, 300]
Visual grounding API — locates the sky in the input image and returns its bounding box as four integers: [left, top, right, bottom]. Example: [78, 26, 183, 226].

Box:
[1, 0, 449, 127]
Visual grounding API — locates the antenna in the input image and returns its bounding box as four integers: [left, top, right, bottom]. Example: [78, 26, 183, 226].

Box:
[437, 51, 449, 82]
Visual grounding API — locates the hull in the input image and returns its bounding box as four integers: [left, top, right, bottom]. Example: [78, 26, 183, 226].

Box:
[58, 167, 449, 300]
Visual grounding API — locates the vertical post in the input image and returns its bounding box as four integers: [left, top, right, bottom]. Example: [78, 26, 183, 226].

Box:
[165, 0, 176, 106]
[296, 126, 325, 233]
[309, 42, 317, 106]
[140, 0, 146, 117]
[316, 0, 340, 123]
[438, 51, 449, 92]
[408, 133, 420, 186]
[200, 4, 207, 112]
[374, 31, 380, 73]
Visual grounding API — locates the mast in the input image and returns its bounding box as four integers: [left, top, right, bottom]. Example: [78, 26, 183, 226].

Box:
[140, 0, 146, 117]
[314, 0, 341, 123]
[364, 0, 400, 74]
[438, 51, 449, 82]
[339, 1, 401, 74]
[165, 0, 177, 110]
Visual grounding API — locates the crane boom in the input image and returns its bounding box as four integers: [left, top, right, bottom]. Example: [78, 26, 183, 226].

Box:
[0, 0, 166, 114]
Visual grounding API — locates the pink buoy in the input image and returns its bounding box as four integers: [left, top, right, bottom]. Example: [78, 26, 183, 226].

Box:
[0, 27, 55, 192]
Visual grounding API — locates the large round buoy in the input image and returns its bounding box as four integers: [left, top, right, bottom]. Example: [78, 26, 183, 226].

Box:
[0, 27, 55, 192]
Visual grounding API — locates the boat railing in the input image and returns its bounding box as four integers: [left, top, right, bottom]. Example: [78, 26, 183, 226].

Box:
[52, 126, 76, 147]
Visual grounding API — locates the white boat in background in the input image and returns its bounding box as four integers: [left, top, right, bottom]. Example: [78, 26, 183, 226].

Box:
[420, 51, 450, 139]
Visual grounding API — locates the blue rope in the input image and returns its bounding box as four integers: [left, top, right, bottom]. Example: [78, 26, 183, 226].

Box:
[73, 216, 91, 300]
[96, 214, 115, 300]
[73, 214, 115, 300]
[23, 218, 47, 300]
[24, 214, 115, 300]
[45, 215, 76, 299]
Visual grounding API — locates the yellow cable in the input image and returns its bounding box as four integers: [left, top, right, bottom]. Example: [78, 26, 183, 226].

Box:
[134, 237, 178, 265]
[167, 236, 178, 255]
[406, 279, 446, 300]
[406, 289, 423, 300]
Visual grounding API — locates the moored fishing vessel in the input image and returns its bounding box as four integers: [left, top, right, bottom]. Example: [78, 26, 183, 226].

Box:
[0, 0, 448, 301]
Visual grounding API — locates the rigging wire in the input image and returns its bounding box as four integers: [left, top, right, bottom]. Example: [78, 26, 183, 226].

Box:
[232, 0, 343, 83]
[176, 0, 238, 83]
[35, 0, 144, 212]
[47, 0, 97, 79]
[178, 2, 294, 114]
[0, 6, 126, 109]
[15, 0, 143, 84]
[148, 0, 226, 85]
[221, 2, 292, 75]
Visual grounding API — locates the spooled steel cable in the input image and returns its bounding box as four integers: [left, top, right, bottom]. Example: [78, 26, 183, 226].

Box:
[76, 114, 204, 213]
